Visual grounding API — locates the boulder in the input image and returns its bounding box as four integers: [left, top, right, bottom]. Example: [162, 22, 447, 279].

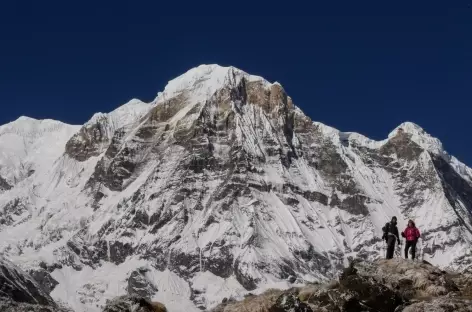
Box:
[268, 293, 313, 312]
[126, 268, 157, 299]
[102, 295, 167, 312]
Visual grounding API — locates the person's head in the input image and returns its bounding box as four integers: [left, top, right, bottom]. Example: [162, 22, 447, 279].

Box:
[391, 216, 397, 224]
[408, 220, 415, 227]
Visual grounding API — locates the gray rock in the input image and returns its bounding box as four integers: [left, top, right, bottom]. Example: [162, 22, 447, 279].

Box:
[0, 257, 54, 306]
[28, 269, 59, 294]
[269, 293, 313, 312]
[398, 297, 472, 312]
[126, 269, 157, 299]
[0, 175, 11, 191]
[65, 117, 111, 162]
[102, 295, 167, 312]
[0, 257, 69, 312]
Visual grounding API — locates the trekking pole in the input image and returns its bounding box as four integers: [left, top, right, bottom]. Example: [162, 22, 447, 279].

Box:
[419, 239, 423, 262]
[383, 240, 387, 259]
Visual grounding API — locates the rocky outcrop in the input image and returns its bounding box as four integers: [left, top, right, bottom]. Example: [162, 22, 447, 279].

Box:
[398, 297, 472, 312]
[268, 293, 313, 312]
[0, 256, 67, 311]
[0, 197, 29, 228]
[65, 116, 112, 161]
[0, 175, 11, 191]
[212, 289, 284, 312]
[127, 268, 158, 299]
[28, 269, 59, 295]
[0, 257, 53, 306]
[65, 99, 151, 162]
[102, 295, 167, 312]
[213, 259, 472, 312]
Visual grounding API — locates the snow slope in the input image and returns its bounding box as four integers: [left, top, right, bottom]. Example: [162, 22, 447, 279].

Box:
[0, 117, 80, 186]
[0, 64, 471, 312]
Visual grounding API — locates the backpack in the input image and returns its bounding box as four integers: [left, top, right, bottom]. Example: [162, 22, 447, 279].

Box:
[381, 222, 389, 240]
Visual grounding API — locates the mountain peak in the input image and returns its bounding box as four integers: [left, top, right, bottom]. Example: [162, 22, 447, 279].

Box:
[0, 115, 74, 134]
[388, 121, 426, 138]
[87, 98, 150, 123]
[16, 116, 38, 122]
[388, 121, 445, 155]
[156, 64, 273, 104]
[10, 116, 61, 126]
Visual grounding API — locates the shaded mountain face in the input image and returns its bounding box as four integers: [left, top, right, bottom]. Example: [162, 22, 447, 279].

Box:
[0, 256, 70, 312]
[0, 175, 11, 192]
[0, 64, 471, 312]
[0, 256, 54, 306]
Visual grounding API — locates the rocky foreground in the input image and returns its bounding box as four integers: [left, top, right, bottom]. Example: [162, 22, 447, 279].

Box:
[4, 252, 471, 312]
[211, 258, 472, 312]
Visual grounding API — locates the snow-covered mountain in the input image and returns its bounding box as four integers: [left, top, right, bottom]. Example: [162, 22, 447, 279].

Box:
[1, 64, 471, 312]
[0, 117, 80, 187]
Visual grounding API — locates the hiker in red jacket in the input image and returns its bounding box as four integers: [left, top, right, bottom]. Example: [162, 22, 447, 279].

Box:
[401, 220, 421, 260]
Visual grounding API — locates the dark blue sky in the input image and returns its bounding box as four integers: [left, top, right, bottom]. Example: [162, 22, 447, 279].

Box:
[1, 2, 471, 164]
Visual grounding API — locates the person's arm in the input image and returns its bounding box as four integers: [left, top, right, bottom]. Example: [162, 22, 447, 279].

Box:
[416, 228, 421, 240]
[396, 228, 400, 244]
[401, 229, 406, 238]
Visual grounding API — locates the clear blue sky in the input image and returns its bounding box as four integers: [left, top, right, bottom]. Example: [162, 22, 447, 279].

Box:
[1, 2, 471, 164]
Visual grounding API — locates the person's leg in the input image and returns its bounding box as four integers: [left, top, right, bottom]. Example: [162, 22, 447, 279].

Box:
[386, 241, 390, 259]
[404, 241, 410, 259]
[411, 241, 417, 260]
[386, 237, 395, 259]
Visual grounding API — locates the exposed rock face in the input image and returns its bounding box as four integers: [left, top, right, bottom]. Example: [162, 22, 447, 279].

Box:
[28, 269, 59, 295]
[0, 256, 54, 306]
[0, 175, 11, 192]
[65, 117, 111, 161]
[127, 268, 158, 299]
[1, 65, 472, 311]
[65, 99, 151, 162]
[0, 197, 29, 228]
[0, 256, 68, 311]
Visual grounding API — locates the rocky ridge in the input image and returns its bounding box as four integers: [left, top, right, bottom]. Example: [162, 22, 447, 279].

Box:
[0, 256, 71, 312]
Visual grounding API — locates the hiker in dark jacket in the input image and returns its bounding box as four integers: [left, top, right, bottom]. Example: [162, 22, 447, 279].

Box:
[401, 219, 421, 260]
[382, 216, 400, 259]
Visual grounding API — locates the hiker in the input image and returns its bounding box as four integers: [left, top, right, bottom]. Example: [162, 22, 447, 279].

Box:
[382, 216, 400, 259]
[401, 220, 421, 260]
